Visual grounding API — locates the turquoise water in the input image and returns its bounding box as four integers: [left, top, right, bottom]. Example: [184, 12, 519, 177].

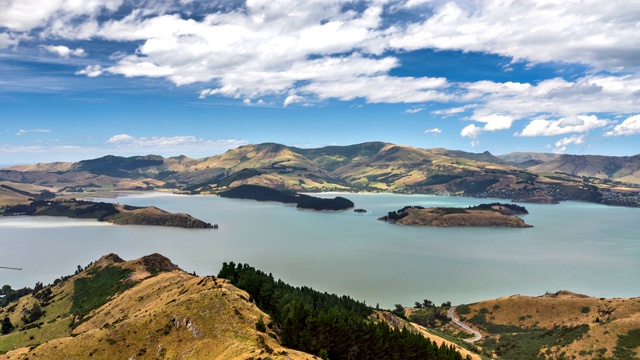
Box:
[1, 192, 638, 308]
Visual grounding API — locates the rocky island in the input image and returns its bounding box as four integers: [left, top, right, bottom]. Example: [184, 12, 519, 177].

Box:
[379, 203, 532, 228]
[0, 199, 214, 229]
[219, 184, 354, 210]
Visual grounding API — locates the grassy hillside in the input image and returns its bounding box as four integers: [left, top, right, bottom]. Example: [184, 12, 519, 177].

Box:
[0, 254, 311, 360]
[0, 254, 472, 360]
[450, 291, 640, 359]
[529, 154, 640, 184]
[2, 255, 638, 360]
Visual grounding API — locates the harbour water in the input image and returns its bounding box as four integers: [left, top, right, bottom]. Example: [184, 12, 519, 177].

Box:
[1, 192, 638, 308]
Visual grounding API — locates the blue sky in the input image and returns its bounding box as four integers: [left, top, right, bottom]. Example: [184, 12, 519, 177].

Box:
[1, 0, 640, 164]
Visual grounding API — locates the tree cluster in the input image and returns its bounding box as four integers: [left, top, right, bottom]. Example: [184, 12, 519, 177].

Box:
[0, 285, 33, 307]
[218, 262, 465, 360]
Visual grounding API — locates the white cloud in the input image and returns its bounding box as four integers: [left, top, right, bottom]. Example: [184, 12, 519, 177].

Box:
[405, 107, 425, 114]
[1, 0, 640, 131]
[283, 94, 303, 107]
[0, 32, 20, 48]
[16, 129, 51, 136]
[0, 0, 123, 32]
[302, 74, 449, 103]
[605, 115, 640, 136]
[424, 128, 442, 136]
[472, 114, 515, 131]
[458, 114, 514, 139]
[389, 1, 640, 70]
[105, 134, 249, 156]
[432, 106, 471, 116]
[75, 65, 103, 77]
[555, 134, 585, 149]
[107, 134, 246, 148]
[460, 124, 481, 139]
[516, 115, 612, 137]
[41, 45, 86, 58]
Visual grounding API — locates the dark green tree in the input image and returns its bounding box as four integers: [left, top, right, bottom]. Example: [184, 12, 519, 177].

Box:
[255, 315, 266, 332]
[1, 316, 14, 334]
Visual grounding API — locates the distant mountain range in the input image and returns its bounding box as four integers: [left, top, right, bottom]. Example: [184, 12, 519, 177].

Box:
[1, 142, 639, 207]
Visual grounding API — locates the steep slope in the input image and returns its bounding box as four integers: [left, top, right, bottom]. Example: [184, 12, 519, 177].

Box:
[170, 143, 347, 191]
[0, 254, 310, 360]
[529, 154, 640, 184]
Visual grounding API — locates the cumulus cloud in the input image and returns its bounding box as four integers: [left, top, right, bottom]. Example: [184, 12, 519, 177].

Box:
[460, 124, 481, 139]
[605, 115, 640, 136]
[2, 0, 640, 142]
[458, 114, 514, 139]
[424, 128, 442, 136]
[41, 45, 86, 58]
[0, 0, 123, 32]
[553, 134, 586, 153]
[390, 1, 640, 70]
[283, 94, 303, 107]
[75, 65, 103, 77]
[516, 115, 612, 137]
[16, 129, 51, 136]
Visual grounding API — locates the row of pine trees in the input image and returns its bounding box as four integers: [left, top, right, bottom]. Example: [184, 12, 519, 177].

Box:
[218, 262, 467, 360]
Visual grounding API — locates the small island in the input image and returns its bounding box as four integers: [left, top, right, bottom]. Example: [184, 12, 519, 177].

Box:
[379, 203, 532, 228]
[1, 199, 214, 229]
[219, 184, 354, 211]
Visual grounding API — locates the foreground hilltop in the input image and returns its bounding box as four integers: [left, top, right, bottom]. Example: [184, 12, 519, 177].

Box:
[0, 254, 465, 360]
[1, 254, 638, 359]
[1, 142, 639, 207]
[0, 254, 310, 359]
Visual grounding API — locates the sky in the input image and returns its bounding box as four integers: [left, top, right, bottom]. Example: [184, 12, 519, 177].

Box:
[1, 0, 640, 165]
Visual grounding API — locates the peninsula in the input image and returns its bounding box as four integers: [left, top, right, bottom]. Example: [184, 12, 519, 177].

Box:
[0, 199, 214, 229]
[379, 203, 532, 228]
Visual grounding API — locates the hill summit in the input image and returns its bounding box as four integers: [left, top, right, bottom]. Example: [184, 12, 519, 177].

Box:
[0, 254, 310, 359]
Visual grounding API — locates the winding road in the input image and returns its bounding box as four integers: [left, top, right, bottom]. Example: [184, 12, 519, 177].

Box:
[448, 307, 482, 343]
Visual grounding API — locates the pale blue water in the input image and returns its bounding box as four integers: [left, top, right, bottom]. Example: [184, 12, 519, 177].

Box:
[1, 192, 638, 308]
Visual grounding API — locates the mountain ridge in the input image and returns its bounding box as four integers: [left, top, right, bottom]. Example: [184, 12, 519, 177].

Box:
[1, 142, 639, 207]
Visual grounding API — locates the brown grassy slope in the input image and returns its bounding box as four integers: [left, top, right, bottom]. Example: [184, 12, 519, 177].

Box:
[106, 204, 212, 228]
[529, 154, 640, 184]
[391, 207, 532, 228]
[0, 254, 312, 360]
[2, 162, 75, 172]
[0, 186, 30, 206]
[458, 291, 640, 359]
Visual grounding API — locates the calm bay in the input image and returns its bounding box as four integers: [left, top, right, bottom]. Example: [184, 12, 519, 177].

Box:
[1, 192, 638, 308]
